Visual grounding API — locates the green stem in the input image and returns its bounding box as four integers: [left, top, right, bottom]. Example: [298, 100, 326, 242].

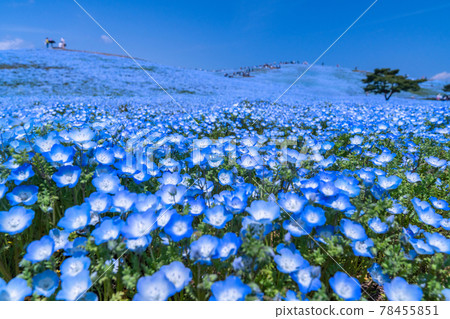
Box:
[0, 260, 12, 281]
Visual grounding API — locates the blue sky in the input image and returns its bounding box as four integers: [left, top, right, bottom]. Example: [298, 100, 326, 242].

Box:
[0, 0, 449, 78]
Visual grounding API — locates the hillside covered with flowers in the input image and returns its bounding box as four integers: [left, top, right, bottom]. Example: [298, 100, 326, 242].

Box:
[0, 49, 449, 301]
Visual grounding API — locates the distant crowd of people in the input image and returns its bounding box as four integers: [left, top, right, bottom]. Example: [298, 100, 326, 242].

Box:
[224, 61, 299, 78]
[223, 60, 345, 78]
[437, 93, 449, 101]
[45, 37, 67, 49]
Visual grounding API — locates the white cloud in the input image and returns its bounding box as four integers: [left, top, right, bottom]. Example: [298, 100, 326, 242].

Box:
[431, 72, 450, 81]
[0, 38, 33, 50]
[100, 35, 113, 44]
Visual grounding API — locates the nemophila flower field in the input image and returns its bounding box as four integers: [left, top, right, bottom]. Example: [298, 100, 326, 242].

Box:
[0, 50, 449, 302]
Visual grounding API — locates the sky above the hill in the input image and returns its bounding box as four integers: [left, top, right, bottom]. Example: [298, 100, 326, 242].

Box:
[0, 0, 449, 78]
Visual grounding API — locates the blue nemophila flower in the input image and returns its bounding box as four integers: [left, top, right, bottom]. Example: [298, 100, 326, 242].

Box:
[300, 205, 326, 228]
[158, 185, 187, 205]
[0, 206, 35, 235]
[187, 149, 206, 167]
[384, 277, 423, 301]
[0, 277, 32, 301]
[210, 276, 251, 301]
[318, 154, 336, 168]
[278, 192, 307, 215]
[405, 172, 421, 183]
[441, 219, 450, 231]
[334, 178, 360, 198]
[2, 157, 20, 170]
[368, 217, 389, 234]
[121, 210, 158, 239]
[160, 261, 192, 292]
[9, 164, 34, 185]
[23, 235, 55, 263]
[56, 271, 92, 301]
[408, 238, 435, 255]
[246, 200, 280, 223]
[52, 165, 81, 188]
[377, 175, 402, 191]
[233, 182, 256, 197]
[283, 216, 312, 237]
[92, 173, 121, 194]
[45, 144, 75, 165]
[242, 215, 274, 239]
[274, 248, 308, 273]
[63, 237, 88, 257]
[329, 272, 361, 301]
[95, 164, 115, 176]
[356, 168, 376, 186]
[291, 266, 322, 294]
[350, 238, 375, 258]
[299, 176, 320, 190]
[190, 235, 219, 265]
[416, 207, 443, 228]
[194, 178, 214, 194]
[94, 147, 115, 165]
[429, 197, 449, 211]
[132, 167, 152, 184]
[424, 156, 446, 168]
[112, 190, 137, 213]
[238, 154, 259, 170]
[156, 209, 177, 228]
[340, 219, 367, 241]
[49, 228, 70, 250]
[318, 171, 337, 183]
[370, 184, 386, 200]
[387, 201, 407, 215]
[372, 151, 396, 166]
[34, 133, 60, 154]
[367, 263, 390, 286]
[134, 193, 159, 213]
[215, 233, 242, 260]
[164, 213, 193, 242]
[92, 217, 124, 245]
[326, 194, 355, 212]
[68, 127, 95, 144]
[411, 197, 431, 212]
[126, 235, 152, 252]
[187, 197, 206, 216]
[403, 224, 422, 238]
[6, 185, 39, 206]
[316, 225, 335, 244]
[424, 232, 450, 254]
[61, 257, 91, 277]
[58, 203, 91, 232]
[158, 171, 182, 186]
[111, 145, 126, 160]
[203, 205, 233, 229]
[194, 137, 213, 149]
[218, 169, 234, 186]
[32, 270, 60, 297]
[224, 191, 248, 214]
[350, 135, 364, 145]
[133, 271, 176, 301]
[86, 192, 112, 214]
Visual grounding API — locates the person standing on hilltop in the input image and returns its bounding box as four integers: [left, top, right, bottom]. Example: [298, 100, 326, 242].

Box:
[59, 38, 66, 49]
[45, 37, 56, 48]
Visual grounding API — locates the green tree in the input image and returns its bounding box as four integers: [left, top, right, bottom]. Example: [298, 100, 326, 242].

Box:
[362, 68, 425, 100]
[443, 84, 450, 92]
